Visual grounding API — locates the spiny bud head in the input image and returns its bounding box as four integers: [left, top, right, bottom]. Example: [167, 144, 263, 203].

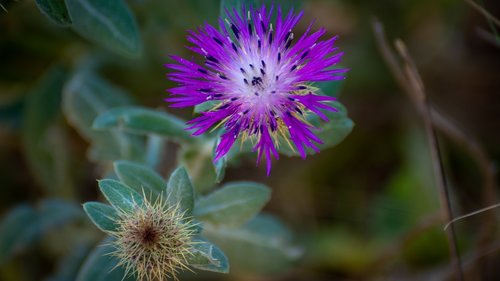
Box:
[110, 196, 197, 281]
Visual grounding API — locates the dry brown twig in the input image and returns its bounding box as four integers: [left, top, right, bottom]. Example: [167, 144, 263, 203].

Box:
[373, 15, 500, 280]
[394, 37, 465, 281]
[464, 0, 500, 29]
[444, 203, 500, 231]
[371, 17, 500, 281]
[371, 18, 498, 229]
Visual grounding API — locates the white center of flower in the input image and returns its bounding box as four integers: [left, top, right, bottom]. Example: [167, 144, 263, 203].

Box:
[232, 55, 286, 109]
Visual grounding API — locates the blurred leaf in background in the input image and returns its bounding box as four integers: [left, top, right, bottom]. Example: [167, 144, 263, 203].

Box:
[0, 0, 499, 280]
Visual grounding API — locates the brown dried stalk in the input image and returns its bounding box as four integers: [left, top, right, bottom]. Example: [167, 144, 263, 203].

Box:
[372, 17, 498, 242]
[465, 0, 500, 29]
[372, 19, 467, 281]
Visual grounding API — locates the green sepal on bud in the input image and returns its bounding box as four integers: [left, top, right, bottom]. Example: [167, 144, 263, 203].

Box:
[82, 161, 230, 280]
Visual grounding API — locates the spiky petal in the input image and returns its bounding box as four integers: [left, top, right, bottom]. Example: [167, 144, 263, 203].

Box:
[166, 5, 347, 175]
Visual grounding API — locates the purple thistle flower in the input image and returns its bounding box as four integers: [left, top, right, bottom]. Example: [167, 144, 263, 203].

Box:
[166, 5, 347, 175]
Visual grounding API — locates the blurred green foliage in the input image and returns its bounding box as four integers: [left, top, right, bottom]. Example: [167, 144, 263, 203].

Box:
[1, 0, 499, 280]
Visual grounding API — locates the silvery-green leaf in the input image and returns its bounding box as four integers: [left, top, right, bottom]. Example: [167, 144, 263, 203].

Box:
[203, 214, 301, 274]
[22, 67, 75, 198]
[212, 139, 227, 184]
[314, 101, 354, 150]
[65, 0, 142, 57]
[179, 143, 218, 194]
[63, 71, 145, 163]
[188, 236, 229, 273]
[83, 202, 119, 232]
[93, 106, 192, 143]
[194, 182, 271, 227]
[98, 179, 143, 213]
[145, 135, 165, 169]
[167, 167, 194, 215]
[35, 0, 72, 26]
[317, 77, 345, 98]
[114, 160, 166, 197]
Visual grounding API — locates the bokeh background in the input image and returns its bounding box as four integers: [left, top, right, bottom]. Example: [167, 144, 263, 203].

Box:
[1, 0, 499, 280]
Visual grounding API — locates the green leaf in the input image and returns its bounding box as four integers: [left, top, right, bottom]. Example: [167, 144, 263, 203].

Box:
[212, 140, 226, 184]
[145, 135, 165, 169]
[83, 202, 119, 232]
[314, 101, 354, 150]
[167, 167, 194, 215]
[0, 200, 83, 264]
[194, 182, 271, 227]
[38, 199, 83, 228]
[35, 0, 72, 26]
[0, 205, 39, 264]
[63, 71, 145, 163]
[65, 0, 142, 57]
[188, 236, 229, 273]
[98, 179, 143, 213]
[22, 67, 75, 198]
[213, 158, 226, 184]
[317, 78, 345, 98]
[76, 237, 133, 281]
[194, 100, 219, 114]
[114, 161, 166, 198]
[179, 143, 218, 194]
[203, 214, 301, 274]
[279, 101, 354, 156]
[93, 106, 192, 143]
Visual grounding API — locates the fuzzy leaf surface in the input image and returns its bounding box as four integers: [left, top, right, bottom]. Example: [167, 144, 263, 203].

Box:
[167, 167, 195, 215]
[65, 0, 142, 57]
[93, 106, 192, 143]
[114, 160, 166, 197]
[83, 202, 119, 232]
[194, 182, 271, 227]
[203, 214, 301, 274]
[63, 71, 145, 163]
[189, 236, 229, 273]
[99, 179, 143, 213]
[35, 0, 72, 26]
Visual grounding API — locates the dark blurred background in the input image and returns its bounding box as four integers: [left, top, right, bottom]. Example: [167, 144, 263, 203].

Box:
[1, 0, 499, 280]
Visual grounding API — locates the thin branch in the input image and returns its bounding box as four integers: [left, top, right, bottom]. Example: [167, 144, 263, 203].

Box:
[465, 0, 500, 29]
[372, 18, 498, 220]
[444, 203, 500, 231]
[372, 19, 465, 281]
[396, 39, 465, 281]
[475, 27, 500, 48]
[0, 3, 7, 13]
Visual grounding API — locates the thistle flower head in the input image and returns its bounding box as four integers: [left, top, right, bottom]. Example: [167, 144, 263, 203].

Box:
[110, 196, 196, 281]
[166, 5, 347, 175]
